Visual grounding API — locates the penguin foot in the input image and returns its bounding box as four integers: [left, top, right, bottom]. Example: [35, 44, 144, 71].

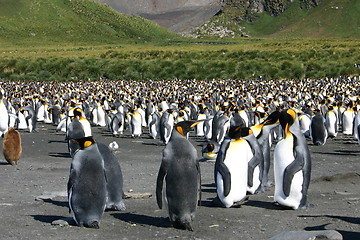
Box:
[262, 181, 274, 188]
[298, 202, 315, 210]
[86, 221, 100, 229]
[172, 220, 193, 231]
[231, 196, 249, 208]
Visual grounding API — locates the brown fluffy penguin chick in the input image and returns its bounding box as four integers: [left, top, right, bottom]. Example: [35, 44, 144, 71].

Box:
[3, 127, 22, 165]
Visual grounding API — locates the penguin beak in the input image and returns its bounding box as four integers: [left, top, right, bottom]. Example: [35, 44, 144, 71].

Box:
[190, 121, 203, 128]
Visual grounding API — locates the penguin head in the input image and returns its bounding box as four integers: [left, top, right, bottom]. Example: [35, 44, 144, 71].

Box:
[262, 111, 280, 126]
[71, 137, 96, 150]
[73, 108, 82, 118]
[228, 126, 252, 140]
[174, 120, 202, 137]
[279, 109, 296, 133]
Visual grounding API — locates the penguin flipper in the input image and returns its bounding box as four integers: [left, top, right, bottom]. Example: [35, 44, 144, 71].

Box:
[217, 161, 231, 197]
[283, 150, 304, 197]
[247, 157, 257, 187]
[196, 161, 202, 206]
[67, 169, 76, 213]
[165, 123, 172, 139]
[156, 162, 168, 209]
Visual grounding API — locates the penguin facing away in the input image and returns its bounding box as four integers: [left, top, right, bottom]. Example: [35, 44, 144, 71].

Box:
[68, 137, 107, 228]
[156, 121, 202, 231]
[310, 110, 328, 146]
[3, 127, 22, 165]
[273, 109, 311, 210]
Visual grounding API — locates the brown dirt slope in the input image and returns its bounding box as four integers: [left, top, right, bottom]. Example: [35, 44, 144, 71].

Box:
[95, 0, 222, 32]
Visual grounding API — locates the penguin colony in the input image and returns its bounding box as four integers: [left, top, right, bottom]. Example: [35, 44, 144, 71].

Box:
[0, 76, 360, 230]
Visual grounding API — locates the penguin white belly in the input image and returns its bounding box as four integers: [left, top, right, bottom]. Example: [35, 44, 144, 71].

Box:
[217, 140, 250, 208]
[342, 111, 354, 135]
[80, 119, 92, 137]
[18, 112, 28, 129]
[239, 111, 249, 127]
[37, 105, 45, 121]
[196, 114, 206, 136]
[353, 113, 360, 140]
[0, 104, 9, 134]
[204, 119, 213, 140]
[150, 121, 159, 139]
[218, 121, 230, 144]
[326, 112, 338, 137]
[274, 139, 303, 209]
[97, 107, 107, 127]
[164, 116, 174, 144]
[131, 114, 142, 137]
[137, 108, 147, 127]
[299, 115, 311, 137]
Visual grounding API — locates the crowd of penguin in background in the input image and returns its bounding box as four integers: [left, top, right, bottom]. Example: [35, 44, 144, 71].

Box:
[0, 76, 360, 231]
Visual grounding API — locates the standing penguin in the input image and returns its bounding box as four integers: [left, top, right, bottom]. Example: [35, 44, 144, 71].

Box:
[159, 109, 175, 144]
[242, 128, 264, 194]
[250, 111, 280, 188]
[325, 106, 338, 138]
[68, 137, 107, 228]
[273, 109, 311, 210]
[156, 121, 202, 231]
[3, 127, 22, 166]
[149, 111, 161, 139]
[129, 108, 142, 138]
[310, 109, 328, 146]
[67, 117, 85, 158]
[0, 92, 9, 136]
[214, 126, 252, 208]
[342, 101, 355, 135]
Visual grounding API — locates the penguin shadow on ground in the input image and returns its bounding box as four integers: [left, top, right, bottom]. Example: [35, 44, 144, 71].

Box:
[200, 183, 286, 210]
[100, 132, 116, 137]
[41, 198, 69, 208]
[30, 215, 76, 226]
[48, 152, 71, 158]
[312, 149, 360, 156]
[48, 139, 67, 144]
[199, 158, 215, 163]
[303, 219, 360, 240]
[0, 162, 12, 165]
[111, 212, 171, 228]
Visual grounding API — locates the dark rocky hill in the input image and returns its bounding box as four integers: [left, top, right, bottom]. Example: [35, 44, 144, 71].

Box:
[95, 0, 223, 33]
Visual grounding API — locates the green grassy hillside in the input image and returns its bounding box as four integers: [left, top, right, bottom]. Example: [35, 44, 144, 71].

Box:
[0, 0, 178, 47]
[240, 0, 360, 38]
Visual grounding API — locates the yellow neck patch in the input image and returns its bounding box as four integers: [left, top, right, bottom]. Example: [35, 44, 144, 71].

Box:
[84, 141, 93, 148]
[176, 126, 184, 136]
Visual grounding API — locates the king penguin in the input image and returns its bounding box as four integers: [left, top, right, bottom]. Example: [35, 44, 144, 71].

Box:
[273, 109, 311, 210]
[0, 92, 9, 136]
[159, 109, 175, 144]
[250, 111, 280, 188]
[310, 109, 328, 146]
[68, 137, 107, 228]
[2, 127, 22, 165]
[156, 121, 202, 231]
[214, 126, 252, 208]
[97, 142, 126, 211]
[325, 106, 338, 138]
